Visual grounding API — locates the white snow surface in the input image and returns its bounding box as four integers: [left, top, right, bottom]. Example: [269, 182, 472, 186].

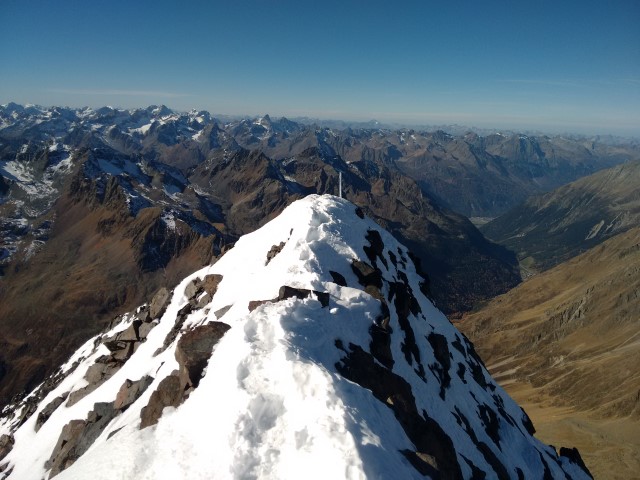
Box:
[0, 195, 589, 480]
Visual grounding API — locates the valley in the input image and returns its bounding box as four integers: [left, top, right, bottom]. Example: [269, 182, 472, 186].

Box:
[459, 227, 640, 478]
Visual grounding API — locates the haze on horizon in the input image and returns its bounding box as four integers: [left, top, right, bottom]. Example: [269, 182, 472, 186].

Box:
[1, 0, 638, 136]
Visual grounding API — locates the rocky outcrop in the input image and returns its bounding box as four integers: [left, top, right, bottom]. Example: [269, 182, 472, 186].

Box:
[0, 434, 14, 462]
[114, 376, 154, 411]
[175, 322, 231, 389]
[265, 241, 286, 265]
[149, 288, 171, 319]
[35, 394, 68, 432]
[248, 285, 330, 312]
[46, 402, 119, 478]
[141, 322, 231, 428]
[67, 316, 158, 407]
[336, 342, 463, 480]
[183, 273, 223, 308]
[139, 374, 183, 429]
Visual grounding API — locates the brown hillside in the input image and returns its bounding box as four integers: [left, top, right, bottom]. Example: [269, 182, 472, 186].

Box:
[459, 227, 640, 479]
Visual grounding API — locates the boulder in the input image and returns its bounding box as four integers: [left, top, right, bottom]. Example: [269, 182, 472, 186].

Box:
[137, 321, 157, 341]
[265, 242, 286, 265]
[45, 419, 86, 476]
[139, 374, 184, 428]
[248, 299, 270, 312]
[149, 287, 171, 319]
[175, 322, 231, 388]
[114, 376, 154, 411]
[185, 274, 223, 304]
[201, 274, 223, 296]
[136, 306, 151, 323]
[47, 402, 119, 477]
[0, 433, 14, 462]
[103, 320, 143, 356]
[278, 286, 329, 307]
[351, 260, 382, 288]
[184, 279, 200, 301]
[329, 270, 347, 287]
[85, 362, 113, 385]
[67, 360, 122, 407]
[214, 305, 232, 319]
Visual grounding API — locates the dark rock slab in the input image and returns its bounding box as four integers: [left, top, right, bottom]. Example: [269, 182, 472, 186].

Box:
[0, 434, 14, 462]
[427, 333, 452, 400]
[35, 393, 69, 432]
[46, 402, 118, 477]
[364, 229, 388, 269]
[149, 287, 171, 319]
[113, 376, 154, 411]
[351, 260, 382, 288]
[249, 286, 330, 311]
[175, 322, 230, 388]
[266, 241, 286, 265]
[155, 303, 193, 356]
[559, 447, 593, 479]
[329, 270, 347, 287]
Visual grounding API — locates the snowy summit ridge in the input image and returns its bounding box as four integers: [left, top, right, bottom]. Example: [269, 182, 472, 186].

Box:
[0, 195, 590, 479]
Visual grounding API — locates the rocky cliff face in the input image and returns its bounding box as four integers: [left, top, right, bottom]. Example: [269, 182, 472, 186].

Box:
[0, 196, 591, 479]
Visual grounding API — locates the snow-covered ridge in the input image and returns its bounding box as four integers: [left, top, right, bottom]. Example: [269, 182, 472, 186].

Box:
[0, 195, 591, 479]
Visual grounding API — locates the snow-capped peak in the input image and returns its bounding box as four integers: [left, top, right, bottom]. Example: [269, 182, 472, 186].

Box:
[0, 195, 591, 479]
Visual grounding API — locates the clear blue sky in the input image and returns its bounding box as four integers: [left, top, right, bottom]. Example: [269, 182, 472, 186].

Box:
[1, 0, 639, 135]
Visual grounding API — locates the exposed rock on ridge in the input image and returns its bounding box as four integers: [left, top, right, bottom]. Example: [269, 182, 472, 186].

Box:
[0, 195, 590, 480]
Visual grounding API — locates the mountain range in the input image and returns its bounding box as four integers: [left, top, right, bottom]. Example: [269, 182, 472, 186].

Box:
[0, 104, 531, 404]
[1, 103, 638, 478]
[0, 196, 591, 479]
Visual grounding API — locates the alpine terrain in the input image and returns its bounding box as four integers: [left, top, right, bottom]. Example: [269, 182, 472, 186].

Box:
[460, 227, 640, 479]
[0, 195, 591, 479]
[0, 104, 525, 405]
[481, 160, 640, 274]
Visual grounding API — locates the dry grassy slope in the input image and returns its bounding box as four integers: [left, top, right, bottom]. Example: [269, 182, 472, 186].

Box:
[459, 227, 640, 479]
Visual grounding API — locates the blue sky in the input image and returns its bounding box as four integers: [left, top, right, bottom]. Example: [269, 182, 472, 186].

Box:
[1, 0, 639, 135]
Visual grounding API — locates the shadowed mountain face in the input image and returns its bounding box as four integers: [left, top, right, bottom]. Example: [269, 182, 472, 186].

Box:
[481, 160, 640, 274]
[459, 227, 640, 479]
[0, 105, 521, 405]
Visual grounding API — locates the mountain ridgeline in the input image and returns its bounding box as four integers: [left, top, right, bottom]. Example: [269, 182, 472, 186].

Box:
[0, 196, 592, 479]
